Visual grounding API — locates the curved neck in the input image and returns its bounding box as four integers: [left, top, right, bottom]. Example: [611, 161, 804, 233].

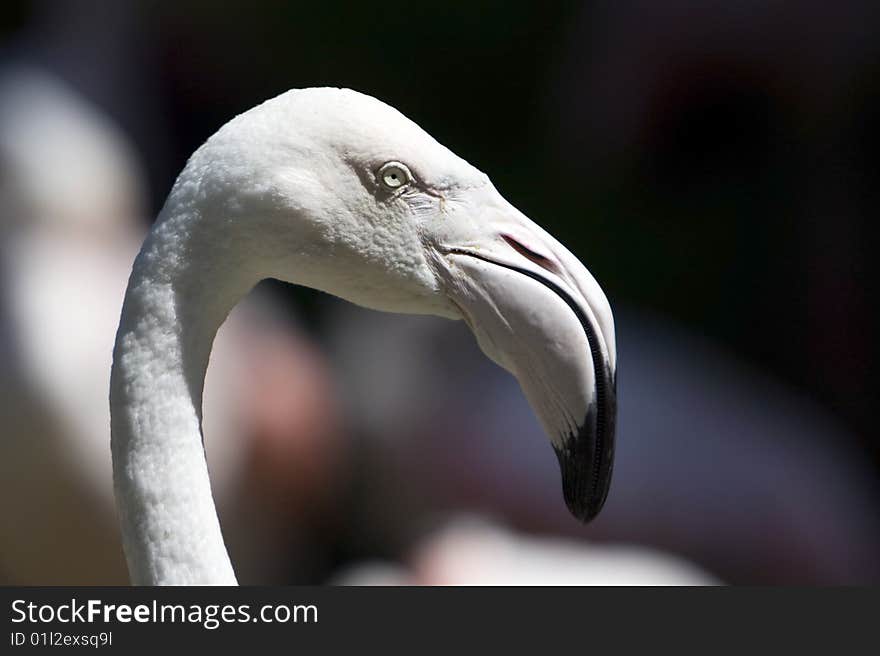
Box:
[110, 206, 255, 585]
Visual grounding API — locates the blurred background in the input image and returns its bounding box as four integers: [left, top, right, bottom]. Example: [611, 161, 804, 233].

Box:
[0, 0, 878, 585]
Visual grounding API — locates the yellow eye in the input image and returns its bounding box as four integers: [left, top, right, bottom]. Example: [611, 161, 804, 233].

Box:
[378, 161, 412, 189]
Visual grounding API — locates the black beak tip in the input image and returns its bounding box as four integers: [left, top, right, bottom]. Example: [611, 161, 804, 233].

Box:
[553, 426, 615, 524]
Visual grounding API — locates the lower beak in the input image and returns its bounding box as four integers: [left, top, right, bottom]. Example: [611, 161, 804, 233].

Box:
[433, 211, 617, 522]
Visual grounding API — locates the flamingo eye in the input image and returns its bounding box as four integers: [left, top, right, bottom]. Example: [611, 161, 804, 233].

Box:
[378, 161, 412, 189]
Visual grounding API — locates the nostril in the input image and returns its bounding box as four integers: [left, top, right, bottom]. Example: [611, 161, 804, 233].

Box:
[501, 234, 559, 274]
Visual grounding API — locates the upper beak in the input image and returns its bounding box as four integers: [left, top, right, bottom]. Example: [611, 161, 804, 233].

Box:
[432, 192, 617, 522]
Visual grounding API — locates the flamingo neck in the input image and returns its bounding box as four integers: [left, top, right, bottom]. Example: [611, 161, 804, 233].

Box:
[110, 203, 254, 585]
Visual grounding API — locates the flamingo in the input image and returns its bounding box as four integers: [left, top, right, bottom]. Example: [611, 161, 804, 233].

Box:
[110, 87, 617, 585]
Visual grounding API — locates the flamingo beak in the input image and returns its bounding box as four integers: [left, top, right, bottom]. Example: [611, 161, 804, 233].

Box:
[433, 198, 617, 522]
